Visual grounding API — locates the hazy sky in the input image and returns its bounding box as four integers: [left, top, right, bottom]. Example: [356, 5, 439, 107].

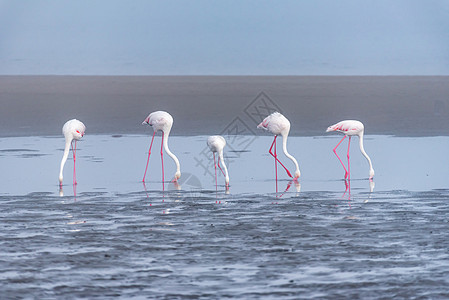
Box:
[1, 0, 448, 75]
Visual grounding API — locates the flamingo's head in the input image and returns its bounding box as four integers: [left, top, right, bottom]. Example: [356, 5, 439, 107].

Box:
[326, 126, 335, 133]
[369, 168, 375, 180]
[73, 129, 85, 140]
[294, 170, 301, 179]
[257, 119, 269, 130]
[225, 176, 230, 187]
[174, 171, 181, 181]
[63, 119, 85, 140]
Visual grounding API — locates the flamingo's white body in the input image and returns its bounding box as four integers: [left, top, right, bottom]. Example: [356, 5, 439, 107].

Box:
[59, 119, 85, 187]
[326, 120, 374, 180]
[207, 135, 230, 187]
[257, 112, 301, 181]
[142, 111, 181, 182]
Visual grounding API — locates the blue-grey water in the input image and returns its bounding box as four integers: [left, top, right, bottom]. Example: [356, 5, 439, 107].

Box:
[1, 135, 449, 298]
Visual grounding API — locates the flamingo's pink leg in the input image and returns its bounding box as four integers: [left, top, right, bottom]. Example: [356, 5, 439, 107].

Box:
[347, 178, 351, 200]
[268, 137, 278, 192]
[343, 179, 348, 197]
[333, 135, 348, 179]
[268, 136, 293, 178]
[213, 152, 218, 191]
[347, 136, 352, 181]
[161, 133, 165, 191]
[71, 140, 77, 185]
[217, 158, 226, 177]
[275, 136, 278, 193]
[142, 131, 156, 182]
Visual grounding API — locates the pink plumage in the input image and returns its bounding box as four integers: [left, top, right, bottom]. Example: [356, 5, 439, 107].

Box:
[142, 111, 181, 185]
[326, 120, 374, 180]
[257, 112, 301, 193]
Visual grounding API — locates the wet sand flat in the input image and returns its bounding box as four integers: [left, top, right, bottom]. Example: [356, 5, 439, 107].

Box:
[1, 187, 449, 299]
[1, 76, 449, 137]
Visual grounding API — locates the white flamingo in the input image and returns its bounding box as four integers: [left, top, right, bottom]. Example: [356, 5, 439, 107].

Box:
[326, 120, 374, 180]
[207, 135, 230, 188]
[257, 112, 301, 191]
[142, 111, 181, 183]
[59, 119, 86, 187]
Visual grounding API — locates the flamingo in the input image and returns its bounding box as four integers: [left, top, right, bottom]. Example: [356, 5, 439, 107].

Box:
[207, 135, 230, 189]
[326, 120, 374, 180]
[142, 111, 181, 183]
[59, 119, 86, 187]
[257, 112, 301, 192]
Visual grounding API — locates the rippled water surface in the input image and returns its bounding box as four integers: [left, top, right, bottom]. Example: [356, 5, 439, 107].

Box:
[1, 135, 449, 298]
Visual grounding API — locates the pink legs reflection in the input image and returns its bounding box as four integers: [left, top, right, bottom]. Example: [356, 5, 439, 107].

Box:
[340, 179, 375, 208]
[142, 177, 182, 205]
[58, 182, 77, 200]
[343, 179, 351, 200]
[274, 179, 301, 200]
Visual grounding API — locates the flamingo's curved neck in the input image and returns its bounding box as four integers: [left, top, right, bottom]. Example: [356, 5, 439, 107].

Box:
[162, 130, 181, 175]
[59, 138, 72, 183]
[358, 132, 374, 176]
[281, 133, 300, 177]
[218, 149, 229, 184]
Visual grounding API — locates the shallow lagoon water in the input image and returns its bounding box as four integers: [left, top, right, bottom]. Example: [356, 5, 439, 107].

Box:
[1, 134, 449, 195]
[1, 135, 449, 298]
